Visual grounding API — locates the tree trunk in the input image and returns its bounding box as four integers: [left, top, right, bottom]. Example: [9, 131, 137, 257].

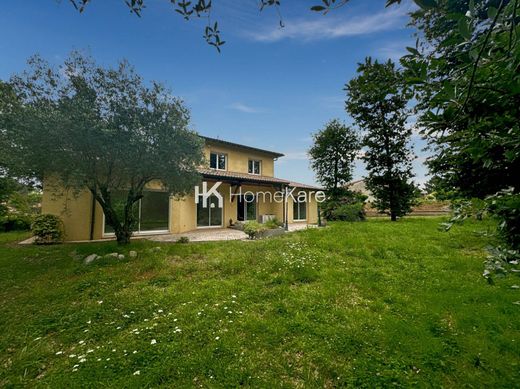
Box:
[115, 226, 132, 245]
[390, 212, 397, 222]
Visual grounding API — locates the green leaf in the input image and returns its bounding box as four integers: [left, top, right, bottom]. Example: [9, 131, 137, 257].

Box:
[412, 0, 437, 10]
[406, 46, 420, 55]
[310, 5, 326, 11]
[458, 18, 471, 40]
[487, 6, 498, 19]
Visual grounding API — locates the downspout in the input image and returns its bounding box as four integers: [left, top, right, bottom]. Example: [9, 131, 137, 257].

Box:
[283, 185, 289, 231]
[89, 190, 96, 241]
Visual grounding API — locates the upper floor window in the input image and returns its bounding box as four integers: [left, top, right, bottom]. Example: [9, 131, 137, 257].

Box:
[248, 159, 261, 175]
[210, 152, 226, 170]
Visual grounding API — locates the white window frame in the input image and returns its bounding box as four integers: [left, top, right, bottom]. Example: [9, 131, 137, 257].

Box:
[248, 159, 262, 175]
[293, 199, 307, 221]
[209, 152, 227, 171]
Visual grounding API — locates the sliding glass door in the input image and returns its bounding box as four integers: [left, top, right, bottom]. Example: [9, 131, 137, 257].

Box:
[237, 194, 256, 222]
[104, 190, 170, 235]
[197, 194, 223, 227]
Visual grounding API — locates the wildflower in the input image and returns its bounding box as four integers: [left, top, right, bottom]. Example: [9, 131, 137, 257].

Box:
[133, 370, 140, 375]
[79, 358, 86, 363]
[78, 340, 85, 345]
[215, 336, 220, 340]
[98, 300, 103, 304]
[150, 339, 157, 345]
[87, 320, 91, 324]
[133, 350, 138, 354]
[55, 351, 63, 355]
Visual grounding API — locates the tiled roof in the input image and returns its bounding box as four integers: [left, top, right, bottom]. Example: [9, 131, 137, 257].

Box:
[199, 168, 290, 186]
[199, 168, 321, 190]
[201, 136, 284, 158]
[288, 181, 322, 190]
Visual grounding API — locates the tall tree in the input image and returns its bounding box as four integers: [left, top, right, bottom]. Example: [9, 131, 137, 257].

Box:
[2, 52, 204, 244]
[346, 58, 418, 221]
[309, 119, 360, 196]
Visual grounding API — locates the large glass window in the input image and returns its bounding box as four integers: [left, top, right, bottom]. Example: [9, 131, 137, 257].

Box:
[197, 194, 223, 227]
[248, 160, 261, 175]
[237, 194, 256, 221]
[104, 190, 169, 234]
[293, 199, 307, 221]
[210, 152, 226, 170]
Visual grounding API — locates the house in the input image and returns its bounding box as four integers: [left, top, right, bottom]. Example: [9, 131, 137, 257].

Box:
[346, 179, 375, 202]
[41, 136, 322, 241]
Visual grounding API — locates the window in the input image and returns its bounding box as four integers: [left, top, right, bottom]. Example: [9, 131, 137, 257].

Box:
[210, 152, 226, 170]
[248, 160, 261, 175]
[104, 190, 170, 234]
[293, 198, 307, 221]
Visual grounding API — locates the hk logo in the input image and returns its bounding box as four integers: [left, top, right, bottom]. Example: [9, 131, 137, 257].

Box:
[194, 182, 223, 208]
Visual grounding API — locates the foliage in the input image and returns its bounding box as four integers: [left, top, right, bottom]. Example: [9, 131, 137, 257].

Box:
[320, 189, 366, 221]
[442, 188, 520, 281]
[31, 214, 64, 244]
[263, 218, 283, 229]
[1, 218, 519, 387]
[0, 214, 33, 232]
[331, 202, 366, 222]
[395, 0, 520, 264]
[243, 220, 267, 239]
[400, 0, 520, 200]
[0, 175, 41, 231]
[177, 236, 190, 244]
[346, 58, 419, 221]
[309, 119, 360, 196]
[2, 52, 204, 245]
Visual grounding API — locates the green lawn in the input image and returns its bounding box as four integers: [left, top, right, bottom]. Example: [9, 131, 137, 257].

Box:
[0, 218, 518, 388]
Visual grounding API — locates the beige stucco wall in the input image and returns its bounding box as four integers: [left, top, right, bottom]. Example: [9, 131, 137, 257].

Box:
[204, 142, 276, 177]
[41, 179, 105, 241]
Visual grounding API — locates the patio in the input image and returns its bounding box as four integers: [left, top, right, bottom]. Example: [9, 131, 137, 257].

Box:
[148, 223, 316, 243]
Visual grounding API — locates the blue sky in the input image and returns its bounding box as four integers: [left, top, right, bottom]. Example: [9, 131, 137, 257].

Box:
[0, 0, 428, 186]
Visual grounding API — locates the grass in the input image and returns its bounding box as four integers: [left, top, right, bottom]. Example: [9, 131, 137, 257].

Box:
[0, 218, 519, 388]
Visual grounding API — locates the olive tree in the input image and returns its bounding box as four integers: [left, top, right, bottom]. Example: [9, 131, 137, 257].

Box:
[2, 52, 204, 244]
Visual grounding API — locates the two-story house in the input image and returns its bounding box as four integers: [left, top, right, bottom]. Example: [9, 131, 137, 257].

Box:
[41, 136, 321, 241]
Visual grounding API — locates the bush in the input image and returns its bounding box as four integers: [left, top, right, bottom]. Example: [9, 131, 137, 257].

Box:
[243, 221, 267, 240]
[264, 218, 283, 229]
[177, 236, 190, 244]
[331, 203, 366, 221]
[0, 214, 33, 232]
[31, 214, 64, 244]
[320, 190, 367, 221]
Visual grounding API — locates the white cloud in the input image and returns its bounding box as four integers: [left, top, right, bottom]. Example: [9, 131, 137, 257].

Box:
[246, 6, 409, 42]
[229, 102, 263, 113]
[279, 151, 309, 162]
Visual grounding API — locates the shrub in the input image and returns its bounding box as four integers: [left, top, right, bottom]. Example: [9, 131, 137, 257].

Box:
[243, 221, 267, 240]
[264, 218, 283, 229]
[0, 214, 33, 232]
[177, 236, 190, 244]
[320, 190, 367, 221]
[331, 203, 366, 221]
[31, 214, 64, 244]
